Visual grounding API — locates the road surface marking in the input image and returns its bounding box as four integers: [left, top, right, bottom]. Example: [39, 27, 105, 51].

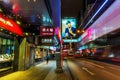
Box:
[82, 61, 104, 69]
[109, 67, 120, 71]
[82, 67, 95, 76]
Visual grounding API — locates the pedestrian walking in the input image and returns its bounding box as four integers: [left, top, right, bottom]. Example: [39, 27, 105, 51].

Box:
[46, 53, 49, 64]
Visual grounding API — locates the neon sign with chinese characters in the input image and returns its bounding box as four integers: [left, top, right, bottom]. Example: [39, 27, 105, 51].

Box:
[40, 27, 54, 36]
[0, 14, 23, 36]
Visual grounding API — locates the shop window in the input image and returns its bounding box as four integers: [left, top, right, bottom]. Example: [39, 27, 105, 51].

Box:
[0, 37, 15, 71]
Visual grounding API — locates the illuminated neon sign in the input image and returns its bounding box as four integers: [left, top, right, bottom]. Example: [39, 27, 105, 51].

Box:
[80, 0, 120, 45]
[83, 0, 108, 29]
[63, 39, 78, 43]
[0, 14, 23, 36]
[0, 18, 13, 27]
[40, 27, 55, 36]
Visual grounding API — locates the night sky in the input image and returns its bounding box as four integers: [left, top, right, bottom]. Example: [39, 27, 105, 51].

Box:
[61, 0, 96, 18]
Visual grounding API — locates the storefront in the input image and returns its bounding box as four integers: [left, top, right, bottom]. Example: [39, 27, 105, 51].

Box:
[34, 47, 48, 63]
[35, 48, 42, 62]
[0, 33, 15, 72]
[0, 13, 23, 72]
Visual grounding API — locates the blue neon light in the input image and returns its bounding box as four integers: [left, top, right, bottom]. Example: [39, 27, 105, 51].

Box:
[54, 36, 59, 45]
[77, 36, 82, 42]
[63, 39, 78, 43]
[78, 45, 88, 50]
[83, 0, 108, 29]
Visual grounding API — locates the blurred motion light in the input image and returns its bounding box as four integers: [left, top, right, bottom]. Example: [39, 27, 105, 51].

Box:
[50, 19, 51, 22]
[0, 8, 3, 12]
[16, 21, 21, 25]
[77, 30, 80, 33]
[54, 36, 59, 46]
[43, 16, 46, 22]
[12, 3, 20, 14]
[0, 28, 3, 31]
[47, 18, 49, 22]
[25, 32, 29, 36]
[77, 36, 82, 42]
[83, 0, 108, 29]
[82, 30, 85, 33]
[108, 54, 114, 57]
[79, 45, 88, 50]
[63, 39, 78, 43]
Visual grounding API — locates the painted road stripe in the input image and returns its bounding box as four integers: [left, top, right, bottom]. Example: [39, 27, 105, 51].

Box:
[82, 61, 105, 69]
[109, 67, 120, 71]
[82, 67, 95, 76]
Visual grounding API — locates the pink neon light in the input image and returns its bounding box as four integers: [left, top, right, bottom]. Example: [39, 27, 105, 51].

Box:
[55, 27, 59, 35]
[81, 0, 120, 44]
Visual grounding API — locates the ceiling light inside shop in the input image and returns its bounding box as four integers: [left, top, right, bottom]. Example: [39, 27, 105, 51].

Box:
[25, 32, 29, 36]
[0, 28, 3, 31]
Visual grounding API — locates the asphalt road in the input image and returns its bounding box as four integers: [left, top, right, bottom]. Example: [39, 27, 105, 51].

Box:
[66, 57, 120, 80]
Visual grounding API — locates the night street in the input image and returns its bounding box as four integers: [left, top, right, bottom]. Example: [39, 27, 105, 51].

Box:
[0, 0, 120, 80]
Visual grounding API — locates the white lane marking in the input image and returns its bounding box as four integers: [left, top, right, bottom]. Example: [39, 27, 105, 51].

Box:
[82, 61, 104, 69]
[82, 67, 95, 76]
[109, 67, 120, 71]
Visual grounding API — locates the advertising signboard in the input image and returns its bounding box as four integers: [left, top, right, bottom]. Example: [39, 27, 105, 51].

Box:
[62, 18, 76, 38]
[40, 27, 54, 36]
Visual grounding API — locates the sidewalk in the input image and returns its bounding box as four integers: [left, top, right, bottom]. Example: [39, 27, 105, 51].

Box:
[0, 60, 71, 80]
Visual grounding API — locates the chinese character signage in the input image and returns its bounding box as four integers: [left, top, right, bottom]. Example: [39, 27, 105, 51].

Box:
[38, 36, 54, 46]
[40, 27, 55, 36]
[41, 38, 53, 43]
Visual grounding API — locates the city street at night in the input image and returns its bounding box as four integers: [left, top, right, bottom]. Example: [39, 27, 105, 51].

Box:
[0, 0, 120, 80]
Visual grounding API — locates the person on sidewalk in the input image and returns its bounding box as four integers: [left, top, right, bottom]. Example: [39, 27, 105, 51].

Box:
[46, 53, 49, 64]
